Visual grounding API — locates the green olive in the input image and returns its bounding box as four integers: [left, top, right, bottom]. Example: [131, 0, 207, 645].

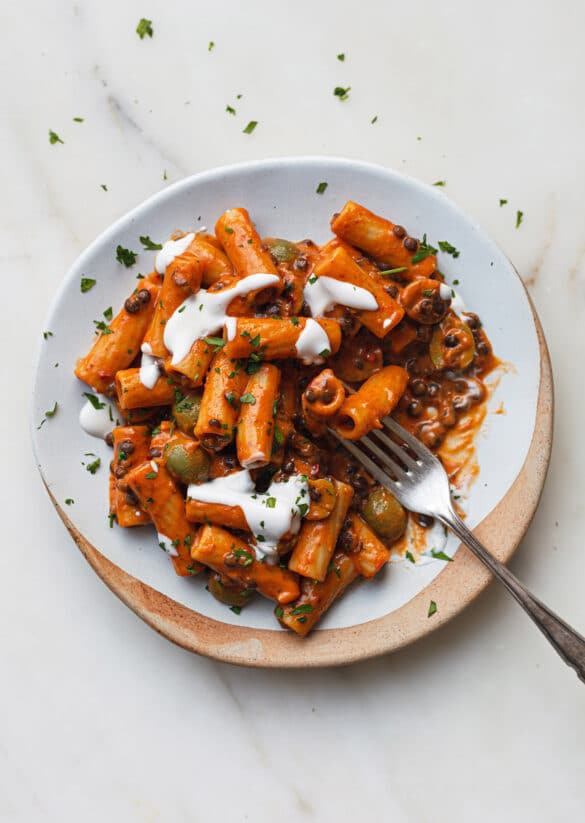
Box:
[208, 572, 255, 608]
[362, 487, 407, 543]
[165, 443, 210, 484]
[264, 237, 300, 264]
[172, 391, 202, 434]
[429, 318, 475, 370]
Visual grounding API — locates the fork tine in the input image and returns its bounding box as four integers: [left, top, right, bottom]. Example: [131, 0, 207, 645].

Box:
[369, 427, 419, 470]
[328, 428, 404, 494]
[360, 433, 410, 477]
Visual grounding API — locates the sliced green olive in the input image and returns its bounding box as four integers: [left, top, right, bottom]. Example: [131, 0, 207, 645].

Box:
[429, 316, 475, 370]
[264, 237, 300, 264]
[172, 391, 202, 434]
[165, 443, 210, 484]
[362, 487, 407, 543]
[208, 572, 255, 608]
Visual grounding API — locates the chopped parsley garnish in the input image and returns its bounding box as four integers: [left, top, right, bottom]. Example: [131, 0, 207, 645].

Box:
[48, 130, 64, 145]
[243, 120, 258, 134]
[433, 180, 446, 187]
[136, 18, 153, 39]
[73, 117, 84, 123]
[499, 198, 508, 207]
[224, 391, 237, 407]
[275, 606, 284, 619]
[202, 336, 226, 351]
[379, 267, 408, 276]
[515, 210, 524, 229]
[43, 331, 53, 340]
[318, 348, 331, 358]
[226, 105, 236, 115]
[333, 86, 350, 101]
[265, 497, 276, 508]
[139, 235, 162, 250]
[108, 513, 115, 528]
[371, 115, 378, 124]
[224, 226, 234, 234]
[208, 41, 215, 51]
[405, 550, 415, 563]
[290, 603, 313, 615]
[232, 548, 254, 566]
[103, 306, 113, 322]
[438, 240, 460, 258]
[411, 233, 438, 264]
[308, 274, 318, 284]
[45, 402, 58, 418]
[452, 279, 460, 285]
[273, 426, 284, 446]
[430, 549, 452, 562]
[230, 605, 242, 615]
[101, 184, 108, 191]
[240, 392, 256, 405]
[83, 392, 105, 410]
[290, 316, 300, 326]
[428, 600, 438, 617]
[116, 245, 137, 267]
[86, 458, 101, 474]
[316, 181, 328, 195]
[187, 563, 199, 575]
[65, 498, 74, 505]
[297, 502, 309, 517]
[337, 53, 345, 61]
[145, 471, 157, 480]
[80, 277, 96, 293]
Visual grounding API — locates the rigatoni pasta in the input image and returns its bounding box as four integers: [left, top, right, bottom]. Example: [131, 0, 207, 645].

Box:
[74, 201, 496, 634]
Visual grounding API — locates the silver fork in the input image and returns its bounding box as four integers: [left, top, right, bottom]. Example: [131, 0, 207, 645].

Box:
[329, 413, 585, 683]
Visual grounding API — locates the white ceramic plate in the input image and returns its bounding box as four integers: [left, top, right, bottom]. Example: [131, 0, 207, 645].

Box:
[31, 157, 551, 666]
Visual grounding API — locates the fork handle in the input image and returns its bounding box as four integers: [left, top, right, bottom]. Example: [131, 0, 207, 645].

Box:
[442, 511, 585, 683]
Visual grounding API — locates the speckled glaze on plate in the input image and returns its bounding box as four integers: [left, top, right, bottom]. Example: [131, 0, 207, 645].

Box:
[31, 157, 553, 667]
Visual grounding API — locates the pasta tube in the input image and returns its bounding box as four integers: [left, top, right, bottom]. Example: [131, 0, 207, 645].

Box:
[276, 551, 358, 637]
[191, 525, 300, 604]
[312, 245, 404, 337]
[223, 317, 342, 362]
[111, 425, 151, 527]
[115, 369, 176, 410]
[194, 351, 247, 451]
[288, 479, 354, 581]
[75, 279, 160, 393]
[342, 513, 391, 578]
[332, 365, 408, 440]
[236, 363, 281, 469]
[126, 460, 202, 576]
[331, 201, 437, 279]
[215, 207, 280, 280]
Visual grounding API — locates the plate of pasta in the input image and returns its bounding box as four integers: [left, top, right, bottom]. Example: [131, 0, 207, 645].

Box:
[31, 157, 552, 667]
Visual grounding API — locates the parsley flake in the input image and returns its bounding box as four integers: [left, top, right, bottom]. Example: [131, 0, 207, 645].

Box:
[499, 198, 508, 207]
[116, 245, 137, 267]
[411, 233, 437, 264]
[333, 86, 350, 101]
[202, 336, 226, 351]
[316, 181, 328, 195]
[86, 458, 101, 475]
[80, 277, 96, 293]
[438, 240, 460, 258]
[337, 53, 345, 61]
[136, 18, 153, 39]
[516, 210, 524, 229]
[430, 549, 452, 562]
[48, 130, 64, 145]
[433, 180, 446, 187]
[428, 600, 438, 617]
[139, 235, 162, 251]
[240, 392, 256, 405]
[243, 120, 258, 134]
[226, 105, 236, 115]
[83, 392, 105, 410]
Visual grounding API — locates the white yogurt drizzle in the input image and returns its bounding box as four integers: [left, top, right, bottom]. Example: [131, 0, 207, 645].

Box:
[139, 347, 161, 389]
[79, 394, 119, 439]
[163, 273, 279, 365]
[303, 275, 378, 316]
[295, 319, 333, 365]
[187, 470, 309, 562]
[157, 532, 178, 557]
[155, 233, 195, 274]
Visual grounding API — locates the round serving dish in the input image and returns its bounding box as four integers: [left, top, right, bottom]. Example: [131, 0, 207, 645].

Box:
[31, 157, 553, 667]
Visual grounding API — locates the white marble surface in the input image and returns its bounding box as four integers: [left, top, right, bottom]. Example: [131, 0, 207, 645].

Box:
[2, 0, 585, 820]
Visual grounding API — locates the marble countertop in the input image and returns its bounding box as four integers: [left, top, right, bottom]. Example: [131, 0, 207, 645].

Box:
[3, 1, 585, 820]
